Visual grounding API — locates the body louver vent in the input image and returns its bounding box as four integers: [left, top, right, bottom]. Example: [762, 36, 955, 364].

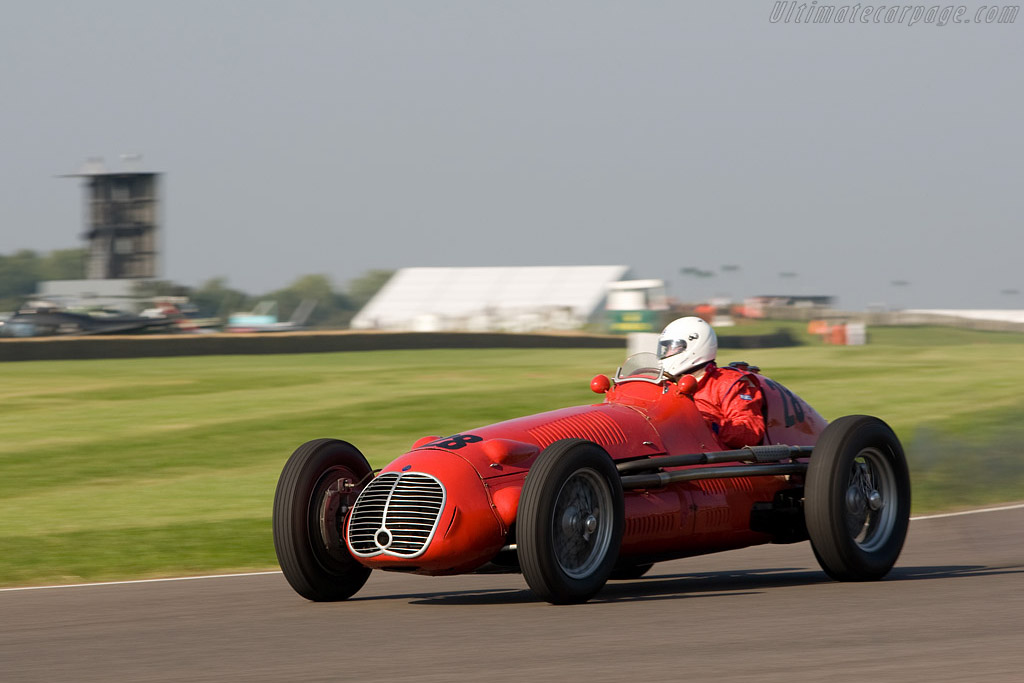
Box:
[528, 411, 628, 449]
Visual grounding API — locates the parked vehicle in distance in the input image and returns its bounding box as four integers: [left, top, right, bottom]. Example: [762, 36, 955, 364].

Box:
[0, 301, 179, 337]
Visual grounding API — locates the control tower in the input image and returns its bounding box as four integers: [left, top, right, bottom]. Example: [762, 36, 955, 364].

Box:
[66, 159, 161, 279]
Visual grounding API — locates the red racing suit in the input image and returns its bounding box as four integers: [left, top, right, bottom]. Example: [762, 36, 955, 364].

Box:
[692, 362, 766, 449]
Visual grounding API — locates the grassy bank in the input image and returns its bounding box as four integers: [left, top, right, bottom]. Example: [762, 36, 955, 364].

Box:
[2, 332, 1022, 586]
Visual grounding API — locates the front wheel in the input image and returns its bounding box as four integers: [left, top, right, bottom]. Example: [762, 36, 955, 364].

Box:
[518, 439, 624, 604]
[273, 438, 373, 601]
[805, 415, 910, 581]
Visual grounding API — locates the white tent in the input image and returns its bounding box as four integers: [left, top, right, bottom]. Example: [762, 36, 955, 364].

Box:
[351, 265, 629, 332]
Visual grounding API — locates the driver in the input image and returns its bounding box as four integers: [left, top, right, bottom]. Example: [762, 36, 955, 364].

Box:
[657, 316, 766, 449]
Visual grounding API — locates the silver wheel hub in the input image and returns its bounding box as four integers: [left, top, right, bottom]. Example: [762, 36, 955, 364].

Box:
[561, 508, 580, 535]
[844, 449, 898, 552]
[551, 468, 614, 580]
[846, 485, 867, 516]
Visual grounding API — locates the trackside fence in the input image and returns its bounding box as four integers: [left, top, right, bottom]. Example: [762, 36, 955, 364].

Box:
[0, 331, 626, 362]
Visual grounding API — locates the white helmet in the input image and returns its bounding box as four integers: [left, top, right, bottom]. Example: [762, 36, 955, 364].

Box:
[657, 316, 717, 377]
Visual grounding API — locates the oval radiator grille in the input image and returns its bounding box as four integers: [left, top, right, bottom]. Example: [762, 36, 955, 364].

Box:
[347, 472, 446, 558]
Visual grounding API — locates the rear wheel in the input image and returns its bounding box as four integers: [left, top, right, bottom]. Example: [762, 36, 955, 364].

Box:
[805, 416, 910, 581]
[518, 439, 624, 604]
[273, 439, 373, 601]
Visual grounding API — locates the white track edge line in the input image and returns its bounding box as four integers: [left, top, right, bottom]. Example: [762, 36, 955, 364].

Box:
[909, 502, 1024, 521]
[4, 503, 1023, 593]
[0, 570, 282, 593]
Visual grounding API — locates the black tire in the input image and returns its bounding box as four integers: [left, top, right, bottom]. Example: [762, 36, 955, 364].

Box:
[273, 438, 373, 601]
[518, 439, 624, 604]
[609, 563, 654, 581]
[805, 415, 910, 581]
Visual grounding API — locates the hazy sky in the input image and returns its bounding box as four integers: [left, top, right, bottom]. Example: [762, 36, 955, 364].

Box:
[1, 1, 1021, 310]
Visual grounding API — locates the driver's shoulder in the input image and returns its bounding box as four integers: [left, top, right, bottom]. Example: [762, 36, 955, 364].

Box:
[714, 362, 764, 391]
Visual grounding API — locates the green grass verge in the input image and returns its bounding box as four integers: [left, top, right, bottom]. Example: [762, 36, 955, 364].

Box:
[2, 334, 1022, 586]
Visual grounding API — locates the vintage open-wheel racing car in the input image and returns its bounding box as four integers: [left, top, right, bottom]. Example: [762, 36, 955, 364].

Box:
[273, 353, 911, 604]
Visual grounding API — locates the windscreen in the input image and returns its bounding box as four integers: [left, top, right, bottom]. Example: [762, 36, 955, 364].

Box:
[614, 352, 665, 383]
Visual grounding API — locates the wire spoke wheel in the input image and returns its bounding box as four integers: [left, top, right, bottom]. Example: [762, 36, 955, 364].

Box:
[309, 465, 361, 570]
[844, 449, 898, 552]
[551, 468, 615, 580]
[518, 439, 624, 604]
[806, 416, 910, 581]
[273, 439, 373, 601]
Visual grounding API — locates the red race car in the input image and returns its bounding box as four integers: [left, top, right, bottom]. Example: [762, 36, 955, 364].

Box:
[273, 353, 910, 604]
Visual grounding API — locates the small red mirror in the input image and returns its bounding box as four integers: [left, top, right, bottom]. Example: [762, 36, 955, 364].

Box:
[677, 374, 698, 395]
[590, 374, 611, 394]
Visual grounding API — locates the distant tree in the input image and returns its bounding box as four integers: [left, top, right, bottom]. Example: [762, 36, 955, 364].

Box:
[268, 274, 353, 327]
[189, 277, 252, 318]
[217, 270, 393, 328]
[39, 248, 86, 281]
[0, 250, 42, 300]
[0, 247, 88, 311]
[347, 269, 393, 310]
[283, 273, 336, 304]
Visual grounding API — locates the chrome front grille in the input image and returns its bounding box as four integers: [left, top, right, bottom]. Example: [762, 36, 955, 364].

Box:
[347, 472, 446, 558]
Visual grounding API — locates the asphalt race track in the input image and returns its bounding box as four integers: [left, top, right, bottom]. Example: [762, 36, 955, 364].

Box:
[3, 505, 1023, 683]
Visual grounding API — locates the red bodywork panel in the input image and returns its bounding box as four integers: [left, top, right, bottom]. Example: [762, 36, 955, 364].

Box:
[347, 368, 827, 575]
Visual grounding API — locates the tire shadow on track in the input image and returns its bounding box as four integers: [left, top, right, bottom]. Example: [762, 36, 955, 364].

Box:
[345, 587, 535, 605]
[590, 563, 1024, 605]
[595, 563, 1024, 603]
[593, 567, 826, 604]
[391, 563, 1024, 606]
[886, 564, 1024, 581]
[400, 567, 824, 606]
[337, 565, 1024, 606]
